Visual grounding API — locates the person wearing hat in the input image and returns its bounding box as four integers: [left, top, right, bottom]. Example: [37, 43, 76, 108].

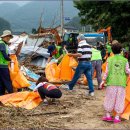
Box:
[0, 30, 13, 95]
[61, 34, 94, 96]
[47, 42, 65, 64]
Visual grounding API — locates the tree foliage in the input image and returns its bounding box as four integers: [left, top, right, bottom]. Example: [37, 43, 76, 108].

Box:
[0, 17, 11, 35]
[74, 0, 130, 42]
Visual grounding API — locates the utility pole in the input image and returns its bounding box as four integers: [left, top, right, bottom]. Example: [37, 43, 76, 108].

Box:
[61, 0, 64, 39]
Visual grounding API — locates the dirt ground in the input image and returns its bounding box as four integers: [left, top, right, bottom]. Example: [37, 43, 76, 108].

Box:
[0, 79, 130, 129]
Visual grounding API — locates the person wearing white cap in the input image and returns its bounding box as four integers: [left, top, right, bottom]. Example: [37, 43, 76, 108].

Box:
[0, 30, 13, 95]
[61, 34, 94, 96]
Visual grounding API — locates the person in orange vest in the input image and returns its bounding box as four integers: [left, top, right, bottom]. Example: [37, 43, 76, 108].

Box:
[99, 43, 130, 123]
[34, 76, 62, 104]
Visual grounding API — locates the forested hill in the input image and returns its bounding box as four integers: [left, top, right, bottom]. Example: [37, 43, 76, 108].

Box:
[0, 1, 79, 33]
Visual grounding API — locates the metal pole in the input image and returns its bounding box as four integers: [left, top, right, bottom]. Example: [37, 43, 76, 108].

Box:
[61, 0, 64, 39]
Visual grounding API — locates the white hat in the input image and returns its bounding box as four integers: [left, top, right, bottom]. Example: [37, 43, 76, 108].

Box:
[0, 30, 13, 38]
[77, 34, 86, 40]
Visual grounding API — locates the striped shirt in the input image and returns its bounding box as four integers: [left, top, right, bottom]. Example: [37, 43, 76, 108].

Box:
[77, 40, 92, 61]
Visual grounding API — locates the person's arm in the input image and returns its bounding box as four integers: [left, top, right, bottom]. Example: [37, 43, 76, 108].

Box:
[47, 56, 52, 63]
[125, 62, 130, 74]
[57, 54, 63, 61]
[33, 82, 44, 91]
[102, 62, 108, 81]
[1, 51, 11, 61]
[68, 53, 82, 58]
[56, 48, 64, 61]
[0, 44, 11, 61]
[63, 45, 68, 54]
[68, 44, 83, 58]
[99, 62, 108, 89]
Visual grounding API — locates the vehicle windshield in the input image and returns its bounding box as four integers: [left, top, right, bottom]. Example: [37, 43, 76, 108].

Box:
[84, 33, 105, 46]
[64, 33, 70, 41]
[86, 37, 104, 46]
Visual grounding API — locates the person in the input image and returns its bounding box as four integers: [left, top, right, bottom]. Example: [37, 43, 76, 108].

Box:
[0, 30, 14, 95]
[96, 41, 101, 50]
[100, 43, 106, 62]
[34, 76, 62, 104]
[47, 42, 65, 64]
[112, 40, 118, 45]
[91, 47, 102, 90]
[62, 34, 94, 96]
[99, 43, 130, 123]
[106, 41, 112, 56]
[68, 34, 73, 46]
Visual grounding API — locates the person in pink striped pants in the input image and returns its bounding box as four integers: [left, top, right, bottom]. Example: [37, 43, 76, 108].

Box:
[99, 43, 130, 124]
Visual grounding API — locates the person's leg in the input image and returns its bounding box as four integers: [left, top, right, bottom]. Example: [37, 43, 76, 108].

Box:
[1, 68, 13, 94]
[103, 86, 117, 121]
[84, 62, 94, 93]
[46, 89, 62, 98]
[95, 60, 102, 88]
[91, 61, 96, 76]
[68, 63, 84, 90]
[114, 87, 125, 123]
[38, 86, 47, 99]
[0, 75, 5, 95]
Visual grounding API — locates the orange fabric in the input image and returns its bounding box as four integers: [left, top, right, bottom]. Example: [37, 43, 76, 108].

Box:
[45, 55, 76, 82]
[11, 71, 31, 88]
[102, 62, 107, 73]
[9, 54, 30, 88]
[102, 52, 114, 73]
[9, 54, 19, 72]
[69, 57, 78, 67]
[57, 55, 75, 81]
[121, 76, 130, 120]
[45, 62, 59, 82]
[0, 91, 42, 109]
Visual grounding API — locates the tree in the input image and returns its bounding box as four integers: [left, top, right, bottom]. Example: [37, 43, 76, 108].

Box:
[0, 17, 11, 35]
[74, 0, 130, 42]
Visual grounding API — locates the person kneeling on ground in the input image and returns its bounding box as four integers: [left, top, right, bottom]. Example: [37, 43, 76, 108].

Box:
[34, 76, 62, 104]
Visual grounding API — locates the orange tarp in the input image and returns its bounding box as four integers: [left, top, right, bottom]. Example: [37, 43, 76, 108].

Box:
[45, 54, 76, 82]
[102, 52, 114, 72]
[45, 62, 59, 82]
[121, 76, 130, 120]
[0, 91, 42, 109]
[56, 55, 75, 81]
[9, 54, 30, 89]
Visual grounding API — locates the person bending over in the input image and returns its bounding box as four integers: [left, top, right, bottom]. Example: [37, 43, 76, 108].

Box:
[34, 76, 62, 104]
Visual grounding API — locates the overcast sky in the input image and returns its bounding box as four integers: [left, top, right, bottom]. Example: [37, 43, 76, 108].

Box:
[0, 1, 30, 6]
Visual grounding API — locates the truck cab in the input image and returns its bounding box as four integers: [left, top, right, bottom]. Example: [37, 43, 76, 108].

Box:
[63, 32, 79, 52]
[84, 33, 105, 46]
[63, 32, 105, 52]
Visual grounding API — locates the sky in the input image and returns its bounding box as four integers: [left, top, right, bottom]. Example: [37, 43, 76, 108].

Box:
[0, 1, 30, 6]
